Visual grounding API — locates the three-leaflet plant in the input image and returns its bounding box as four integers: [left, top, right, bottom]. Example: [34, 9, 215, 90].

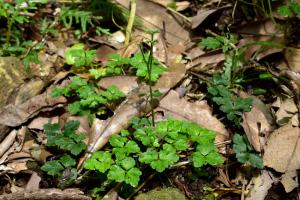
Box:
[52, 76, 125, 121]
[41, 120, 87, 188]
[84, 117, 224, 187]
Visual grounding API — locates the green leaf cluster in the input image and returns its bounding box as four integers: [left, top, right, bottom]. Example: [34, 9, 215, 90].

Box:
[95, 53, 166, 82]
[233, 134, 263, 169]
[41, 120, 87, 178]
[85, 134, 142, 187]
[43, 120, 87, 156]
[199, 35, 237, 53]
[208, 84, 253, 125]
[85, 118, 223, 187]
[278, 2, 300, 17]
[65, 43, 96, 68]
[52, 76, 125, 120]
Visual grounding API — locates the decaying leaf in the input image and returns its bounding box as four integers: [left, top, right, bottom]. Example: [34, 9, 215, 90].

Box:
[0, 88, 66, 127]
[241, 94, 275, 152]
[284, 48, 300, 73]
[263, 125, 300, 192]
[25, 172, 41, 191]
[275, 98, 298, 126]
[28, 117, 59, 130]
[98, 76, 138, 95]
[246, 170, 278, 200]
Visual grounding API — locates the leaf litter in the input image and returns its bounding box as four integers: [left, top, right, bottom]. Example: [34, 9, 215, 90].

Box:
[0, 0, 299, 199]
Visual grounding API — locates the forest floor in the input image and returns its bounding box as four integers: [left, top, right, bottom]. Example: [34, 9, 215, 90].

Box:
[0, 0, 299, 199]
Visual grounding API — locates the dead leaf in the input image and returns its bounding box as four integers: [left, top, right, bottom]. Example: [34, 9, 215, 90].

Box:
[281, 170, 298, 193]
[187, 52, 225, 70]
[0, 87, 66, 127]
[28, 117, 59, 130]
[263, 125, 300, 173]
[158, 90, 229, 145]
[25, 172, 41, 191]
[237, 20, 283, 36]
[115, 0, 190, 48]
[275, 98, 298, 126]
[241, 94, 275, 152]
[0, 130, 17, 158]
[246, 170, 278, 200]
[284, 48, 300, 73]
[98, 76, 138, 95]
[192, 8, 218, 29]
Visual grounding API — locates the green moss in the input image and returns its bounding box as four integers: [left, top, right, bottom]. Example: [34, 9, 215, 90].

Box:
[135, 187, 186, 200]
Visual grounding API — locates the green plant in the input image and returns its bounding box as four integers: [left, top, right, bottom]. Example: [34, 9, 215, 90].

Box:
[278, 1, 300, 17]
[84, 118, 224, 187]
[52, 76, 125, 121]
[233, 134, 263, 169]
[41, 121, 86, 175]
[65, 43, 96, 68]
[90, 52, 166, 82]
[200, 35, 253, 125]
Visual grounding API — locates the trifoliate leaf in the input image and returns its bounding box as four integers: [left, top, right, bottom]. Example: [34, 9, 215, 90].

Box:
[139, 149, 158, 164]
[125, 141, 141, 154]
[205, 151, 224, 165]
[199, 37, 222, 50]
[84, 151, 113, 173]
[65, 43, 85, 65]
[41, 160, 64, 176]
[173, 139, 189, 151]
[60, 155, 76, 168]
[125, 167, 142, 187]
[109, 135, 128, 147]
[108, 165, 125, 183]
[119, 157, 136, 170]
[150, 159, 170, 172]
[192, 152, 206, 168]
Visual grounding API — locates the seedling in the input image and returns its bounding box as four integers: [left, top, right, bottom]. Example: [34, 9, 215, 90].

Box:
[84, 118, 224, 187]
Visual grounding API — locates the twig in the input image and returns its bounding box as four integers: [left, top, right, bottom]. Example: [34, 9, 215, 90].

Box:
[125, 0, 136, 45]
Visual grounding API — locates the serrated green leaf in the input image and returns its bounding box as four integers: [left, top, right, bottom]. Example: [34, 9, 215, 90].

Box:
[108, 165, 125, 182]
[125, 141, 140, 154]
[125, 167, 142, 187]
[41, 160, 64, 176]
[248, 153, 264, 169]
[139, 149, 158, 164]
[109, 135, 128, 147]
[150, 159, 170, 172]
[200, 37, 222, 50]
[70, 142, 87, 155]
[192, 152, 206, 168]
[60, 155, 76, 168]
[84, 151, 113, 173]
[173, 139, 189, 151]
[119, 157, 136, 170]
[233, 134, 247, 153]
[205, 151, 224, 165]
[63, 120, 80, 136]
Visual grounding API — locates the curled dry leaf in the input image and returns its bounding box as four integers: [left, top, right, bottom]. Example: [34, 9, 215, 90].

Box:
[158, 90, 229, 146]
[241, 93, 275, 152]
[263, 125, 300, 192]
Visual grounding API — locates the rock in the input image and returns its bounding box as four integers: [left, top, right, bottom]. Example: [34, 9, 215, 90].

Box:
[135, 188, 186, 200]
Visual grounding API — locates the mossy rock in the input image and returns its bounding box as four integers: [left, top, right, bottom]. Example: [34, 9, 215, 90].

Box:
[135, 187, 186, 200]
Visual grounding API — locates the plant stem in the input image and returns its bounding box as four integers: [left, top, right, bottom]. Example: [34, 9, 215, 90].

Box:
[125, 0, 136, 45]
[147, 33, 155, 127]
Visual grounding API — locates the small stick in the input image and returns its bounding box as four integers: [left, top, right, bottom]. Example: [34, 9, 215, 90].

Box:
[125, 0, 136, 45]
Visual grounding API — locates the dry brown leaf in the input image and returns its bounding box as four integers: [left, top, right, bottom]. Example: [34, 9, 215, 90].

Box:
[28, 117, 59, 130]
[263, 125, 300, 192]
[284, 48, 300, 73]
[237, 20, 283, 36]
[25, 172, 41, 191]
[246, 170, 277, 200]
[263, 125, 300, 172]
[281, 170, 298, 193]
[0, 88, 66, 127]
[187, 52, 225, 70]
[275, 98, 298, 126]
[158, 90, 229, 145]
[192, 9, 218, 29]
[98, 76, 138, 95]
[241, 94, 275, 152]
[115, 0, 190, 48]
[0, 130, 17, 158]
